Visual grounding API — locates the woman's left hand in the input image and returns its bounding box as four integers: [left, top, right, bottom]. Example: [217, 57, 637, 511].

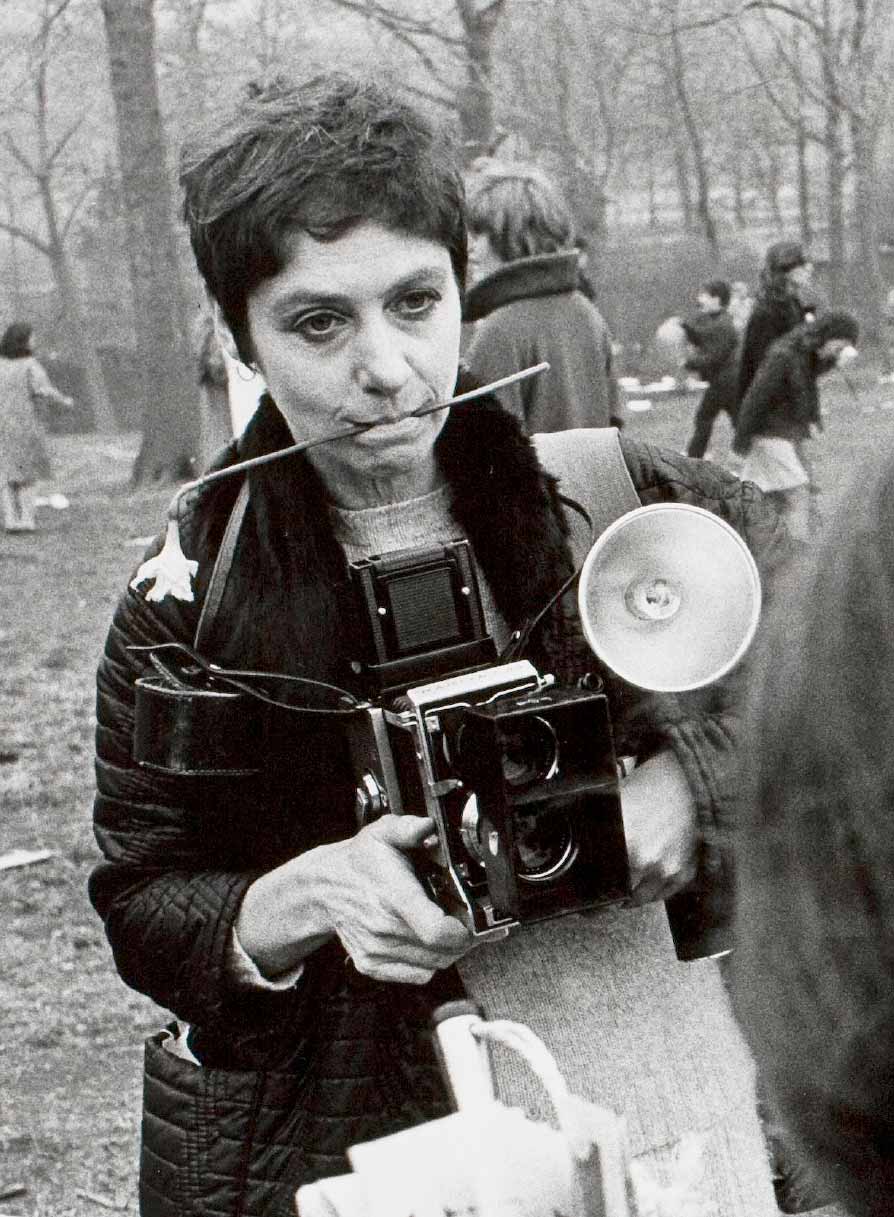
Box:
[620, 750, 698, 905]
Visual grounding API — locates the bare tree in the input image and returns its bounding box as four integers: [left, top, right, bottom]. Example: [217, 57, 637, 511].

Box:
[739, 0, 894, 323]
[0, 0, 116, 431]
[321, 0, 506, 158]
[100, 0, 196, 483]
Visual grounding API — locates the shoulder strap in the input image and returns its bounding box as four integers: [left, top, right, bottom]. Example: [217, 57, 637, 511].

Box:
[193, 478, 250, 652]
[532, 427, 641, 565]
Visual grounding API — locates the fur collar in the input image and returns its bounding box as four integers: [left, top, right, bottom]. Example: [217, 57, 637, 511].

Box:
[196, 380, 573, 683]
[463, 252, 581, 324]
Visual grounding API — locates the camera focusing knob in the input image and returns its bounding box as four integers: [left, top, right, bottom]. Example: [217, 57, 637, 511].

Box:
[355, 771, 388, 825]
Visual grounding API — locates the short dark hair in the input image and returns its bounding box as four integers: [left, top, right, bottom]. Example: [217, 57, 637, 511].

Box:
[701, 279, 731, 308]
[180, 73, 468, 362]
[466, 161, 575, 263]
[0, 322, 33, 359]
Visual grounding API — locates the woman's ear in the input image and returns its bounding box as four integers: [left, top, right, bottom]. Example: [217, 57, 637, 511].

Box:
[212, 303, 253, 369]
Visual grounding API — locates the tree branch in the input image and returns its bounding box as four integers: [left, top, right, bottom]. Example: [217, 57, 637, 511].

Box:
[59, 176, 97, 243]
[0, 217, 52, 257]
[323, 0, 466, 50]
[3, 133, 38, 178]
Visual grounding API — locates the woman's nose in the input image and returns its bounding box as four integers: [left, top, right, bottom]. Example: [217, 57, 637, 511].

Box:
[353, 319, 412, 396]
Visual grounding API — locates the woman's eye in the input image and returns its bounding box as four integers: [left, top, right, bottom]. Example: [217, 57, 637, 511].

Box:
[295, 312, 343, 341]
[396, 290, 439, 317]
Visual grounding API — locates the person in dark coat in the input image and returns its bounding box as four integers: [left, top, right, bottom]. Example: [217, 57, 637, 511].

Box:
[89, 72, 789, 1217]
[733, 450, 894, 1217]
[682, 279, 741, 459]
[738, 241, 816, 403]
[462, 161, 622, 432]
[733, 310, 859, 540]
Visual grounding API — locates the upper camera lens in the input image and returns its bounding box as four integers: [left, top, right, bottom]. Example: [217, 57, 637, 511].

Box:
[500, 716, 559, 788]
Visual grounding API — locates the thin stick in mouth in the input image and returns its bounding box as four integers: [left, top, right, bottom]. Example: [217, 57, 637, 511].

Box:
[168, 361, 550, 516]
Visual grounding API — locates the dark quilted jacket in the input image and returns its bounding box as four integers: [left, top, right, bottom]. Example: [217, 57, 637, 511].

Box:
[90, 393, 788, 1217]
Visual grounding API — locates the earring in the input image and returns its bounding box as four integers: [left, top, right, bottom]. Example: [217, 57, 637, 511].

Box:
[235, 361, 257, 382]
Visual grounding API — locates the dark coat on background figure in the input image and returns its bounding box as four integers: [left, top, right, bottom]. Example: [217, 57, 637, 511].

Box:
[463, 251, 621, 433]
[733, 326, 827, 456]
[738, 290, 815, 404]
[682, 310, 740, 459]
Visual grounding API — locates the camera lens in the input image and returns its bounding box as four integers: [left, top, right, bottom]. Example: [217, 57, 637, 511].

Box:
[459, 794, 485, 865]
[515, 811, 578, 883]
[500, 716, 559, 788]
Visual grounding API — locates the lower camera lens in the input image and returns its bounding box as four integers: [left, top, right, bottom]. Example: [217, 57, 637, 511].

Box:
[500, 716, 559, 788]
[515, 811, 577, 883]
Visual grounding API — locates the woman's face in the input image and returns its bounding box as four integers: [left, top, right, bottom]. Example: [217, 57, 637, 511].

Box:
[246, 220, 462, 507]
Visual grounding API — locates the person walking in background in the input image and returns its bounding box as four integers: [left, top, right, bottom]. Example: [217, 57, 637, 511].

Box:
[733, 449, 894, 1216]
[738, 241, 816, 403]
[729, 280, 755, 334]
[463, 161, 623, 432]
[0, 321, 73, 533]
[733, 310, 859, 541]
[682, 279, 741, 459]
[192, 304, 233, 469]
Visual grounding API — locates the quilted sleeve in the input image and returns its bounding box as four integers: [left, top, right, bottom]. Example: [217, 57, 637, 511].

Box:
[615, 439, 794, 845]
[89, 581, 310, 1049]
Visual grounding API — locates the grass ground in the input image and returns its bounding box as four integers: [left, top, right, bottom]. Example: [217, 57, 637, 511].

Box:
[4, 365, 889, 1216]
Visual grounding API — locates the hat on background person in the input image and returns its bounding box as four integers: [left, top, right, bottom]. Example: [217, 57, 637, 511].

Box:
[766, 241, 808, 274]
[811, 309, 860, 347]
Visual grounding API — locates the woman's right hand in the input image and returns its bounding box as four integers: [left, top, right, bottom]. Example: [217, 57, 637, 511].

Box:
[235, 815, 473, 985]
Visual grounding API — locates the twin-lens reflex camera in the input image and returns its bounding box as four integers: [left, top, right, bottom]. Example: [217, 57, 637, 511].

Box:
[344, 540, 630, 942]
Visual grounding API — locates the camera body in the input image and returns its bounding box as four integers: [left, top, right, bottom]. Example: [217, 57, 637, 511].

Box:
[346, 542, 630, 940]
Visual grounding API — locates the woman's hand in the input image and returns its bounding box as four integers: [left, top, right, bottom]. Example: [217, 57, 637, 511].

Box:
[620, 751, 698, 905]
[235, 815, 472, 985]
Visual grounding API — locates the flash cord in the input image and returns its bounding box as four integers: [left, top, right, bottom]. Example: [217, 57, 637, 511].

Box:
[130, 493, 595, 719]
[498, 495, 594, 664]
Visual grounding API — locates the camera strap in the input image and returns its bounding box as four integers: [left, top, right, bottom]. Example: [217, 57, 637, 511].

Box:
[502, 428, 642, 663]
[193, 477, 251, 653]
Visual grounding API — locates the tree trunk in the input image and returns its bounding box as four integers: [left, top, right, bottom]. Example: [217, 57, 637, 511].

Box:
[669, 23, 718, 257]
[824, 107, 846, 303]
[100, 0, 196, 483]
[795, 113, 813, 250]
[52, 251, 117, 433]
[851, 119, 886, 348]
[455, 0, 505, 162]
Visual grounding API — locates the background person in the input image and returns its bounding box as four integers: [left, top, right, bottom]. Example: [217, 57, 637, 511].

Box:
[0, 321, 74, 533]
[462, 160, 623, 432]
[733, 309, 859, 541]
[729, 279, 755, 334]
[733, 450, 894, 1217]
[738, 241, 817, 403]
[89, 72, 788, 1216]
[682, 278, 741, 460]
[191, 303, 233, 468]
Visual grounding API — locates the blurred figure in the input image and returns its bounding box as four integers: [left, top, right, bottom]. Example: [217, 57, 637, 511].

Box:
[738, 241, 816, 402]
[463, 161, 622, 432]
[733, 310, 858, 541]
[191, 304, 233, 468]
[728, 280, 755, 333]
[682, 279, 740, 459]
[0, 321, 73, 533]
[734, 450, 894, 1217]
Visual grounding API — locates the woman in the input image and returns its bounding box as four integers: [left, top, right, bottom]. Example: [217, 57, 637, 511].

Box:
[0, 322, 73, 532]
[90, 73, 788, 1216]
[734, 452, 894, 1216]
[738, 240, 816, 403]
[462, 160, 622, 432]
[733, 310, 859, 540]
